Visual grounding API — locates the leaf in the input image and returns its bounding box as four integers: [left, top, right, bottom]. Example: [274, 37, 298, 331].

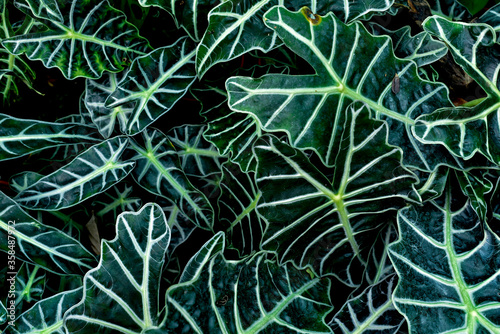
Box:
[0, 301, 6, 325]
[196, 0, 280, 78]
[479, 3, 500, 33]
[14, 136, 134, 210]
[83, 72, 135, 138]
[0, 191, 96, 275]
[166, 234, 333, 333]
[64, 203, 171, 333]
[4, 287, 83, 334]
[1, 0, 151, 79]
[128, 128, 214, 230]
[311, 0, 394, 23]
[218, 162, 264, 256]
[14, 263, 45, 308]
[255, 104, 418, 285]
[456, 0, 488, 15]
[160, 201, 197, 255]
[167, 124, 224, 178]
[227, 6, 455, 171]
[0, 113, 100, 160]
[329, 274, 405, 334]
[92, 184, 142, 220]
[9, 171, 44, 193]
[415, 17, 500, 164]
[429, 0, 471, 21]
[389, 177, 500, 333]
[365, 23, 447, 67]
[105, 37, 196, 135]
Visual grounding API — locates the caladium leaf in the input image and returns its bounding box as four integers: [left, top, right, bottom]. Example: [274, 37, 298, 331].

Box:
[227, 6, 454, 171]
[166, 234, 333, 333]
[4, 287, 83, 334]
[64, 203, 171, 333]
[218, 162, 263, 256]
[196, 0, 281, 78]
[365, 23, 447, 66]
[105, 37, 197, 135]
[0, 191, 96, 275]
[83, 72, 135, 138]
[0, 114, 100, 160]
[1, 0, 150, 79]
[14, 136, 134, 210]
[329, 274, 405, 334]
[389, 177, 500, 333]
[415, 17, 500, 165]
[128, 128, 214, 230]
[255, 105, 418, 285]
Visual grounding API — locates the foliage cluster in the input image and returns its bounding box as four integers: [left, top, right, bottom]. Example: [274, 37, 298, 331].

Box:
[0, 0, 500, 333]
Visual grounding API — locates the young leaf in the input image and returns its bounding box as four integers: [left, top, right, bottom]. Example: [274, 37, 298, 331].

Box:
[64, 203, 171, 333]
[14, 137, 134, 210]
[227, 6, 455, 171]
[105, 37, 197, 135]
[0, 191, 96, 275]
[389, 178, 500, 333]
[2, 0, 151, 79]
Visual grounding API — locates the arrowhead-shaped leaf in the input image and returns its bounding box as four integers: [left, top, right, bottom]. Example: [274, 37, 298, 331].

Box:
[64, 203, 171, 333]
[106, 37, 196, 134]
[14, 136, 134, 210]
[2, 0, 150, 79]
[255, 104, 418, 285]
[227, 6, 455, 171]
[389, 176, 500, 333]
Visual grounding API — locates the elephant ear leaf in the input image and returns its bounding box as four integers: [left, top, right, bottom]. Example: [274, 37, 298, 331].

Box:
[389, 174, 500, 333]
[166, 233, 333, 333]
[64, 203, 171, 333]
[255, 103, 418, 286]
[227, 5, 454, 172]
[2, 0, 150, 79]
[415, 16, 500, 165]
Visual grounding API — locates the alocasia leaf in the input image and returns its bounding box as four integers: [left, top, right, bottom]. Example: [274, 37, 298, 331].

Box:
[479, 3, 500, 33]
[167, 124, 223, 179]
[128, 128, 214, 230]
[64, 203, 171, 333]
[0, 114, 100, 160]
[389, 176, 500, 333]
[428, 0, 470, 20]
[218, 162, 263, 256]
[196, 0, 281, 78]
[255, 104, 418, 285]
[227, 5, 455, 171]
[83, 72, 135, 138]
[105, 37, 197, 134]
[1, 0, 150, 79]
[329, 274, 405, 334]
[0, 191, 96, 275]
[14, 136, 134, 210]
[4, 287, 83, 334]
[415, 17, 500, 165]
[92, 184, 142, 220]
[365, 23, 447, 67]
[166, 233, 333, 333]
